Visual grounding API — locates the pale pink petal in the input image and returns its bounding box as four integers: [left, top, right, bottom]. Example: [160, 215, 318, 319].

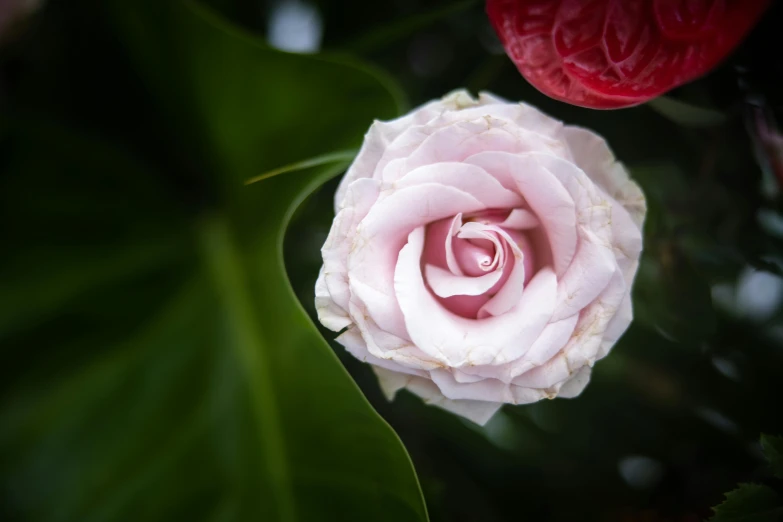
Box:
[314, 267, 351, 332]
[336, 327, 428, 378]
[511, 354, 570, 389]
[557, 367, 593, 398]
[602, 290, 634, 348]
[422, 216, 451, 271]
[454, 222, 505, 274]
[348, 184, 486, 339]
[372, 366, 416, 401]
[402, 372, 503, 425]
[437, 293, 491, 319]
[527, 152, 613, 243]
[430, 369, 514, 403]
[551, 231, 618, 322]
[394, 227, 557, 367]
[563, 126, 646, 227]
[519, 314, 580, 368]
[499, 208, 540, 230]
[476, 225, 528, 318]
[510, 385, 552, 404]
[348, 299, 444, 371]
[609, 200, 644, 283]
[444, 214, 465, 275]
[393, 162, 524, 209]
[562, 126, 621, 196]
[563, 269, 628, 371]
[382, 117, 565, 184]
[466, 151, 578, 276]
[373, 366, 502, 425]
[322, 178, 380, 311]
[336, 93, 478, 207]
[425, 264, 504, 297]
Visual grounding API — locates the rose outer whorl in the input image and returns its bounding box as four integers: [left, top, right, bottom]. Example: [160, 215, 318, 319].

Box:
[315, 91, 646, 424]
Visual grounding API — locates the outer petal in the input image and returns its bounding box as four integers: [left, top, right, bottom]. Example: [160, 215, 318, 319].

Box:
[381, 116, 566, 185]
[321, 178, 380, 312]
[374, 367, 503, 425]
[557, 366, 593, 399]
[348, 300, 444, 372]
[314, 267, 351, 332]
[334, 91, 485, 208]
[551, 231, 618, 322]
[563, 126, 647, 227]
[336, 327, 429, 378]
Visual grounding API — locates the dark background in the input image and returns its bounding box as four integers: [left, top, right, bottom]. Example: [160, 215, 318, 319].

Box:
[2, 1, 783, 521]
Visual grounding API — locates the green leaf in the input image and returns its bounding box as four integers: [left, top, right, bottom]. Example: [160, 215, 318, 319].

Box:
[647, 96, 726, 128]
[761, 434, 783, 479]
[710, 484, 783, 522]
[0, 1, 428, 521]
[110, 0, 405, 185]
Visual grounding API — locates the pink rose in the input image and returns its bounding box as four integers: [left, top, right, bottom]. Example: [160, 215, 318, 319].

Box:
[316, 90, 645, 425]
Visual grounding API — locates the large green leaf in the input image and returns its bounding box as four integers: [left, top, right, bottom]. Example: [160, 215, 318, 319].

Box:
[0, 1, 427, 521]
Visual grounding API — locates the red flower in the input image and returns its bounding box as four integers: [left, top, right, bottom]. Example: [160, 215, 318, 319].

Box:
[486, 0, 770, 108]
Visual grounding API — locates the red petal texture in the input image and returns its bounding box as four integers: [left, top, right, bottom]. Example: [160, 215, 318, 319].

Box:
[486, 0, 770, 108]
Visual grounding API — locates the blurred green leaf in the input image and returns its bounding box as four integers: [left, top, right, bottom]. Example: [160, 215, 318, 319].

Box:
[0, 1, 428, 521]
[111, 0, 405, 186]
[344, 0, 479, 55]
[629, 163, 717, 342]
[761, 434, 783, 479]
[647, 96, 726, 128]
[709, 484, 783, 522]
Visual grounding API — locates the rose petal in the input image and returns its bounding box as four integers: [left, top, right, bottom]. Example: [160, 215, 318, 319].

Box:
[336, 327, 429, 378]
[430, 369, 514, 402]
[425, 263, 505, 297]
[551, 230, 618, 322]
[381, 116, 566, 185]
[394, 227, 557, 367]
[315, 267, 351, 332]
[322, 178, 381, 312]
[563, 126, 646, 227]
[444, 214, 465, 275]
[393, 162, 525, 209]
[349, 184, 486, 338]
[499, 208, 541, 230]
[476, 226, 528, 318]
[335, 92, 486, 207]
[374, 366, 502, 425]
[465, 151, 578, 276]
[558, 366, 593, 398]
[348, 299, 443, 371]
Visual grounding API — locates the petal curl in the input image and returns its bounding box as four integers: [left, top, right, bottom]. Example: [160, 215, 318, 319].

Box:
[394, 227, 557, 367]
[374, 367, 502, 425]
[466, 151, 578, 276]
[348, 184, 487, 338]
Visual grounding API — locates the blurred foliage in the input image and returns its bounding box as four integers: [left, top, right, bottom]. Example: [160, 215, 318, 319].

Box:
[3, 0, 783, 522]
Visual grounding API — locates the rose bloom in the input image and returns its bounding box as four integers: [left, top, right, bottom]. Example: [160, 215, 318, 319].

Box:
[315, 90, 645, 424]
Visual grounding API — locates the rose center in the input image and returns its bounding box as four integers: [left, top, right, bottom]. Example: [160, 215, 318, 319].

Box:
[421, 209, 540, 320]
